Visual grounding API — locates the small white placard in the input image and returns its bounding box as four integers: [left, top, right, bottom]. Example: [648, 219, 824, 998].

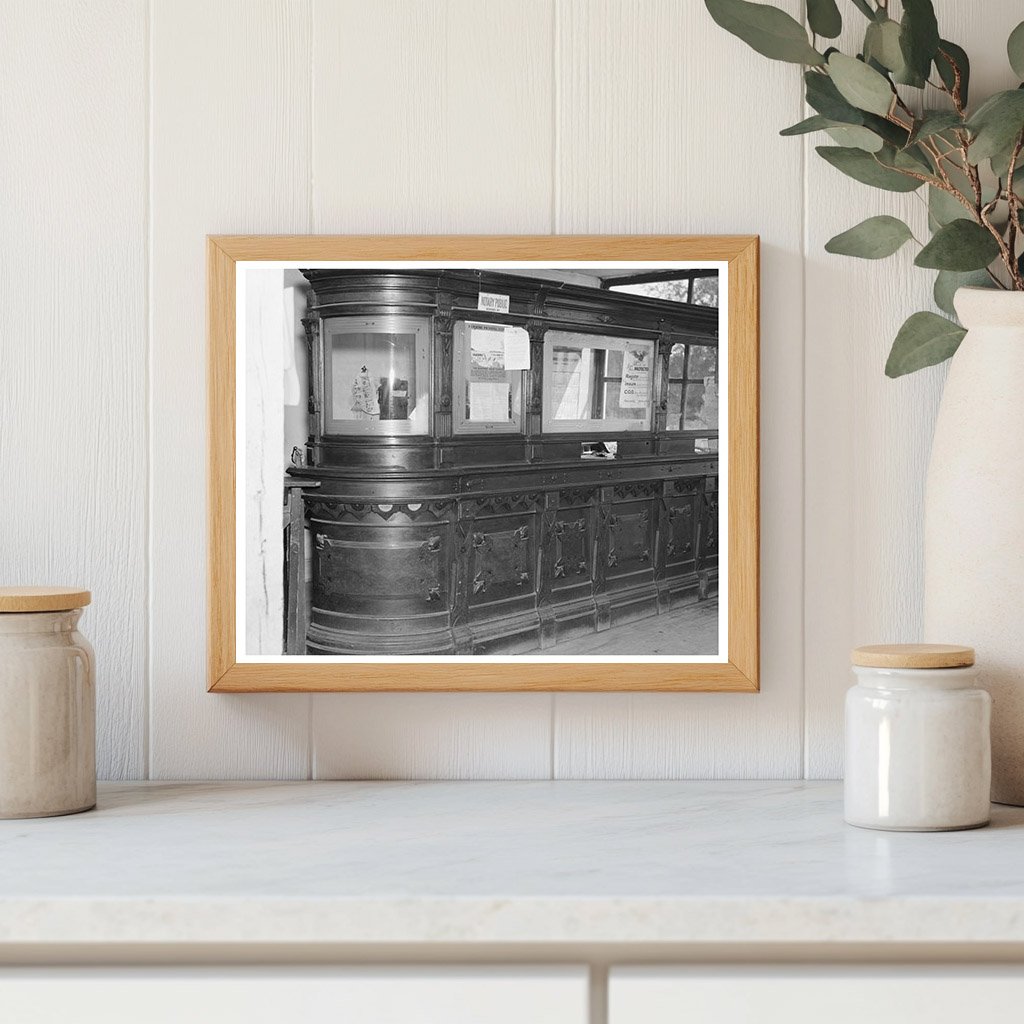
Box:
[478, 291, 510, 313]
[502, 326, 531, 370]
[619, 347, 652, 409]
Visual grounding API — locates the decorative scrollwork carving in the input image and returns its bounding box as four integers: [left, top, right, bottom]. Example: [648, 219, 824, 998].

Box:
[526, 320, 545, 415]
[300, 315, 319, 347]
[553, 517, 585, 538]
[463, 493, 542, 517]
[613, 481, 661, 501]
[435, 292, 455, 413]
[307, 499, 455, 523]
[560, 487, 596, 507]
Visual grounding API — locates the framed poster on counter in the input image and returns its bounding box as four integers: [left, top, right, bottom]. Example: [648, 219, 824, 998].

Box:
[207, 235, 759, 692]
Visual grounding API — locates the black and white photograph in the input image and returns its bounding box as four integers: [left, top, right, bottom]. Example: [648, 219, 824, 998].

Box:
[238, 262, 726, 662]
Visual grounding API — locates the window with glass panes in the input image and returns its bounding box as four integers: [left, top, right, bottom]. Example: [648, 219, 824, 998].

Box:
[604, 271, 719, 435]
[667, 342, 718, 433]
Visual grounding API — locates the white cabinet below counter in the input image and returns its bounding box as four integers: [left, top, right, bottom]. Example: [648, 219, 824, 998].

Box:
[609, 968, 1024, 1024]
[0, 967, 588, 1024]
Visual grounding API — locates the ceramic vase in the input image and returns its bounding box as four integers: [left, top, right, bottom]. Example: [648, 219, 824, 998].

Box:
[923, 287, 1024, 805]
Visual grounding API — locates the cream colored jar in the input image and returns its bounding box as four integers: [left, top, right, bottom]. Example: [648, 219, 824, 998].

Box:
[0, 587, 95, 818]
[844, 644, 991, 832]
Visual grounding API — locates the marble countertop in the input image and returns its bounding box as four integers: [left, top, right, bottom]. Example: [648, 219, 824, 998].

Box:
[2, 780, 1024, 948]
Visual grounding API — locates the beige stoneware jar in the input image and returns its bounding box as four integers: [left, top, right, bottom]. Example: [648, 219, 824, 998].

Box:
[844, 644, 991, 832]
[0, 587, 95, 818]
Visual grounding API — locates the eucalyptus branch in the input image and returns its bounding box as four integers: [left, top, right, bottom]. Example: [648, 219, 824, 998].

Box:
[704, 0, 1024, 375]
[1007, 136, 1024, 288]
[935, 47, 966, 116]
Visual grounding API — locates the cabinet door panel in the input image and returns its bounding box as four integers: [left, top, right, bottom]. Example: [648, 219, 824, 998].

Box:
[610, 967, 1024, 1024]
[0, 967, 588, 1024]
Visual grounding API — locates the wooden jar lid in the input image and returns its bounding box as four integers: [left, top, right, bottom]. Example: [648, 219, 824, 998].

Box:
[851, 643, 975, 669]
[0, 587, 92, 612]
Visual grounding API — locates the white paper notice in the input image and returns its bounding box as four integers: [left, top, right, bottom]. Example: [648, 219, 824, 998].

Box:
[469, 381, 510, 421]
[477, 291, 510, 313]
[502, 327, 531, 370]
[469, 325, 506, 376]
[618, 347, 652, 408]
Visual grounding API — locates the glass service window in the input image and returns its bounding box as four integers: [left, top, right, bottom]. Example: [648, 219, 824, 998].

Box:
[608, 271, 719, 307]
[322, 316, 430, 435]
[542, 332, 655, 433]
[667, 342, 719, 451]
[452, 321, 526, 434]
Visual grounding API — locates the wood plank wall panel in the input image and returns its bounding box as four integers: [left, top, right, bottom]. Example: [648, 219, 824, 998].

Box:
[802, 1, 1024, 778]
[550, 0, 805, 778]
[8, 0, 1008, 780]
[308, 0, 557, 779]
[148, 0, 312, 778]
[0, 1, 148, 779]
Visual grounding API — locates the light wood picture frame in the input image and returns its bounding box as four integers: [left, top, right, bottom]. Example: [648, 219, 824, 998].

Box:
[208, 235, 759, 692]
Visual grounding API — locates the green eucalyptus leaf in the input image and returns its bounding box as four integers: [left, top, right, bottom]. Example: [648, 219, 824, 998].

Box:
[967, 89, 1024, 163]
[805, 70, 868, 123]
[877, 143, 933, 176]
[850, 0, 875, 19]
[807, 0, 841, 39]
[988, 120, 1024, 182]
[907, 110, 963, 147]
[825, 215, 914, 259]
[826, 125, 884, 152]
[928, 185, 970, 227]
[885, 311, 966, 377]
[827, 52, 894, 116]
[915, 220, 1001, 271]
[935, 40, 970, 107]
[899, 0, 940, 84]
[816, 145, 923, 192]
[780, 114, 834, 136]
[1009, 21, 1024, 80]
[863, 112, 910, 148]
[934, 270, 992, 318]
[942, 160, 980, 204]
[864, 19, 905, 74]
[705, 0, 825, 64]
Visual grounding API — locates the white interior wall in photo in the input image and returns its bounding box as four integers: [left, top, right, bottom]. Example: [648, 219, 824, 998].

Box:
[2, 0, 1015, 781]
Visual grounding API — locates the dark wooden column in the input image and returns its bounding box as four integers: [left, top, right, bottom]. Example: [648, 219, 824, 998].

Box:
[433, 291, 454, 443]
[301, 314, 322, 451]
[525, 319, 545, 444]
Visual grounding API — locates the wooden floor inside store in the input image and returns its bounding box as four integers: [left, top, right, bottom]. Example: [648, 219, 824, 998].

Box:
[537, 598, 719, 657]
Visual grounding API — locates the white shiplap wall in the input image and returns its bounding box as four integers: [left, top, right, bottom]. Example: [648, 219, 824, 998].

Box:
[4, 0, 1011, 780]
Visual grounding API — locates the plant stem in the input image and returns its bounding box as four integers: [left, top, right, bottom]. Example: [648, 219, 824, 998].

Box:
[1006, 137, 1024, 289]
[935, 48, 967, 117]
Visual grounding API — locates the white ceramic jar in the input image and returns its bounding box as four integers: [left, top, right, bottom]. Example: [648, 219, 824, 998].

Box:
[844, 644, 991, 832]
[0, 587, 95, 818]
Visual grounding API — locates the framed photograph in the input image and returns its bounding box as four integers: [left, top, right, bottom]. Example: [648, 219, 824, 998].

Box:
[208, 236, 759, 692]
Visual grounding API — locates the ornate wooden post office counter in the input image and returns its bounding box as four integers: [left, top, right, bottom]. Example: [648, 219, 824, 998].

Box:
[284, 270, 720, 656]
